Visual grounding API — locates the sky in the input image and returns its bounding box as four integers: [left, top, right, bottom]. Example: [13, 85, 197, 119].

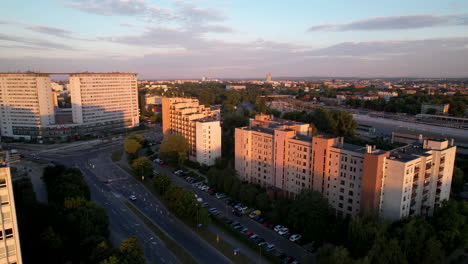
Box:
[0, 0, 468, 79]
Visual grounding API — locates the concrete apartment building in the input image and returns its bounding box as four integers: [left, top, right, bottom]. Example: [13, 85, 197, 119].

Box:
[235, 115, 456, 220]
[0, 73, 55, 139]
[0, 153, 22, 264]
[0, 73, 139, 141]
[162, 97, 221, 166]
[69, 73, 139, 128]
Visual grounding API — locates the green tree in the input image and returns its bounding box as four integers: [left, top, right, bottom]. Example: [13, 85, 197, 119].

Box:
[449, 101, 466, 117]
[127, 134, 145, 145]
[317, 244, 354, 264]
[118, 236, 146, 264]
[347, 213, 386, 258]
[365, 236, 407, 264]
[124, 139, 142, 155]
[159, 134, 189, 166]
[451, 167, 465, 194]
[153, 173, 171, 195]
[425, 108, 437, 115]
[131, 157, 153, 180]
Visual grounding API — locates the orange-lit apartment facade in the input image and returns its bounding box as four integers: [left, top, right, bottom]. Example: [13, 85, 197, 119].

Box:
[162, 97, 221, 166]
[235, 115, 456, 220]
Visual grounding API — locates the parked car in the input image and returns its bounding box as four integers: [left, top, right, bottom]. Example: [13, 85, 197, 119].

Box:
[264, 243, 275, 252]
[274, 225, 284, 232]
[278, 227, 289, 235]
[201, 185, 210, 191]
[289, 234, 302, 242]
[282, 232, 292, 239]
[154, 158, 161, 163]
[282, 256, 296, 264]
[207, 189, 216, 195]
[201, 202, 209, 208]
[263, 220, 275, 228]
[249, 234, 258, 240]
[225, 219, 233, 225]
[230, 221, 240, 227]
[248, 210, 261, 219]
[232, 209, 243, 217]
[153, 169, 159, 174]
[234, 225, 244, 231]
[215, 193, 226, 199]
[159, 161, 168, 166]
[208, 208, 219, 215]
[252, 237, 264, 245]
[129, 195, 137, 201]
[245, 231, 254, 237]
[174, 169, 184, 175]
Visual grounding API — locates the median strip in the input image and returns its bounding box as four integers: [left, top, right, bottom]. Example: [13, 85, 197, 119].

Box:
[124, 201, 198, 264]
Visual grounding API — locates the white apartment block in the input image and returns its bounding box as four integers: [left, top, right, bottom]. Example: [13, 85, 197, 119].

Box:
[69, 73, 139, 128]
[162, 97, 221, 166]
[0, 165, 22, 264]
[0, 73, 55, 139]
[0, 73, 140, 141]
[235, 115, 457, 220]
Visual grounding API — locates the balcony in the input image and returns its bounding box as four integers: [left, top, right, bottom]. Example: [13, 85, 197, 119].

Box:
[410, 200, 416, 207]
[413, 175, 419, 181]
[414, 167, 421, 174]
[437, 181, 442, 187]
[411, 192, 417, 199]
[436, 189, 441, 195]
[422, 196, 428, 202]
[423, 189, 429, 195]
[439, 167, 444, 172]
[424, 181, 430, 187]
[424, 173, 431, 179]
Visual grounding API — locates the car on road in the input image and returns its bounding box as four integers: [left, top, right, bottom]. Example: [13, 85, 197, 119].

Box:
[215, 193, 226, 199]
[207, 189, 216, 195]
[278, 227, 289, 236]
[245, 231, 254, 237]
[234, 225, 244, 231]
[282, 256, 296, 264]
[154, 158, 161, 163]
[249, 234, 258, 240]
[230, 221, 240, 227]
[129, 195, 137, 201]
[201, 185, 210, 191]
[201, 202, 209, 208]
[289, 234, 302, 242]
[159, 161, 168, 166]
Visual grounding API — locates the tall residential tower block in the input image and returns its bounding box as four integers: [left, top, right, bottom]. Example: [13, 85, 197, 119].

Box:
[162, 97, 221, 166]
[235, 115, 456, 220]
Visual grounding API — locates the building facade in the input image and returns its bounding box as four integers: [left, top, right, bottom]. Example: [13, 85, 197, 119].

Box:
[235, 115, 456, 220]
[162, 97, 221, 166]
[0, 159, 22, 264]
[0, 73, 55, 140]
[0, 73, 140, 141]
[69, 73, 139, 128]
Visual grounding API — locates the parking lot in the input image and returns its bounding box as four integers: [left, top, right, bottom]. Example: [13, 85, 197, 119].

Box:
[152, 161, 315, 263]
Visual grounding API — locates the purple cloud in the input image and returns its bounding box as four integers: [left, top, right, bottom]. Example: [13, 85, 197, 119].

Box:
[308, 14, 468, 31]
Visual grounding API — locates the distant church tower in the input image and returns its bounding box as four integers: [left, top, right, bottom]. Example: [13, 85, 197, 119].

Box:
[266, 73, 272, 82]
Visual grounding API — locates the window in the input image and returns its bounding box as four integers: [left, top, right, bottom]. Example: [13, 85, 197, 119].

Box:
[340, 188, 344, 193]
[339, 195, 343, 201]
[5, 228, 12, 239]
[349, 191, 354, 196]
[0, 178, 5, 188]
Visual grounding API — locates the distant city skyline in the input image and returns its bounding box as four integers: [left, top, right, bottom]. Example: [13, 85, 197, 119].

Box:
[1, 0, 468, 78]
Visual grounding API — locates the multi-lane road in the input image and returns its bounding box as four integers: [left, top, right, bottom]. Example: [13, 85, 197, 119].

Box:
[34, 143, 231, 264]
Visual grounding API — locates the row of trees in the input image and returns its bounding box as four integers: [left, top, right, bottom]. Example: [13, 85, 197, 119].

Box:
[14, 165, 145, 264]
[346, 93, 467, 116]
[318, 201, 468, 264]
[282, 108, 357, 136]
[124, 133, 146, 162]
[152, 173, 210, 226]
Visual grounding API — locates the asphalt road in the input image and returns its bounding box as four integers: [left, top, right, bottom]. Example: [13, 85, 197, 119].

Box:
[38, 147, 179, 264]
[38, 145, 231, 264]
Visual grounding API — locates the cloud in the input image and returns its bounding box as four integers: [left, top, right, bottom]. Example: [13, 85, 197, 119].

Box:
[176, 2, 226, 23]
[308, 14, 468, 31]
[26, 25, 72, 38]
[0, 33, 76, 50]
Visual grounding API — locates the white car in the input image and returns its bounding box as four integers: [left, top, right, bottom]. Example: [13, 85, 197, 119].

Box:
[129, 195, 137, 201]
[265, 243, 275, 252]
[289, 234, 302, 242]
[278, 227, 289, 235]
[174, 169, 184, 175]
[201, 185, 210, 191]
[273, 225, 284, 232]
[154, 158, 161, 163]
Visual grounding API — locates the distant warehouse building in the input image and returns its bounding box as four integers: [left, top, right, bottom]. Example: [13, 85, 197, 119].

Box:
[421, 104, 449, 115]
[235, 115, 457, 220]
[162, 97, 221, 166]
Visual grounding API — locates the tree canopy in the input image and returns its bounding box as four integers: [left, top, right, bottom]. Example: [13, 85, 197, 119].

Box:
[159, 134, 189, 166]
